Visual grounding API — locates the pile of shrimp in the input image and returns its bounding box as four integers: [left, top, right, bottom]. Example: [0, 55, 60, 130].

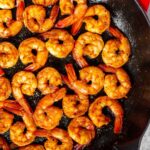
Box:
[0, 0, 132, 149]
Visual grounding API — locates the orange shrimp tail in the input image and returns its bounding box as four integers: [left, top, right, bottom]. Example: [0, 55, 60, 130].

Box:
[74, 56, 89, 68]
[74, 144, 86, 150]
[50, 5, 59, 21]
[114, 116, 123, 134]
[98, 64, 116, 73]
[25, 63, 40, 72]
[0, 137, 10, 150]
[16, 0, 25, 21]
[109, 27, 122, 39]
[0, 68, 4, 77]
[65, 64, 77, 82]
[34, 129, 50, 137]
[71, 19, 83, 36]
[52, 88, 66, 102]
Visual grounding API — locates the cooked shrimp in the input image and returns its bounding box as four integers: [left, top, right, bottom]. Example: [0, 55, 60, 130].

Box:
[68, 116, 95, 145]
[0, 109, 14, 134]
[23, 5, 59, 33]
[34, 128, 73, 150]
[0, 42, 19, 68]
[12, 71, 37, 114]
[41, 29, 74, 58]
[33, 88, 66, 130]
[4, 105, 36, 146]
[0, 0, 15, 9]
[102, 27, 131, 68]
[19, 144, 45, 150]
[89, 96, 124, 134]
[63, 95, 89, 118]
[0, 68, 4, 77]
[0, 137, 10, 150]
[37, 67, 62, 95]
[19, 37, 48, 71]
[0, 0, 24, 38]
[32, 0, 58, 6]
[99, 64, 131, 99]
[83, 5, 110, 34]
[56, 0, 87, 28]
[73, 32, 104, 68]
[64, 64, 105, 95]
[0, 77, 11, 101]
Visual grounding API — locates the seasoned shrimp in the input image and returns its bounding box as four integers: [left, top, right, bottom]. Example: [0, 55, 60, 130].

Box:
[19, 144, 45, 150]
[56, 0, 87, 28]
[0, 109, 14, 134]
[68, 116, 95, 145]
[32, 0, 58, 6]
[64, 64, 105, 95]
[0, 137, 10, 150]
[99, 65, 131, 99]
[73, 32, 104, 68]
[102, 27, 131, 68]
[12, 71, 37, 114]
[63, 95, 89, 118]
[0, 0, 15, 9]
[33, 88, 66, 130]
[83, 5, 110, 34]
[35, 128, 73, 150]
[19, 37, 48, 71]
[23, 5, 59, 33]
[0, 0, 24, 38]
[41, 29, 74, 58]
[0, 77, 11, 101]
[0, 42, 19, 68]
[89, 96, 124, 134]
[37, 67, 62, 95]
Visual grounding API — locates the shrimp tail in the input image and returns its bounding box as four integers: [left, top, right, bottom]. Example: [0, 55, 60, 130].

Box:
[25, 63, 40, 72]
[109, 27, 122, 39]
[114, 116, 123, 134]
[98, 64, 116, 73]
[74, 144, 86, 150]
[73, 56, 89, 68]
[0, 137, 10, 150]
[16, 0, 25, 21]
[50, 5, 59, 21]
[0, 68, 4, 77]
[71, 19, 83, 36]
[52, 88, 66, 102]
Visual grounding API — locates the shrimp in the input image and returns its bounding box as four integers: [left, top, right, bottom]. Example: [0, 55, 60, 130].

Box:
[0, 77, 11, 101]
[34, 128, 73, 150]
[23, 5, 59, 33]
[83, 5, 110, 34]
[64, 64, 105, 95]
[37, 67, 62, 95]
[32, 0, 58, 6]
[19, 37, 48, 72]
[0, 42, 19, 69]
[73, 32, 104, 68]
[102, 27, 131, 68]
[56, 0, 87, 28]
[19, 144, 45, 150]
[63, 95, 89, 118]
[0, 0, 15, 9]
[0, 0, 24, 38]
[12, 71, 37, 114]
[41, 29, 75, 58]
[89, 96, 124, 134]
[33, 88, 66, 130]
[0, 137, 10, 150]
[99, 64, 131, 99]
[68, 116, 95, 145]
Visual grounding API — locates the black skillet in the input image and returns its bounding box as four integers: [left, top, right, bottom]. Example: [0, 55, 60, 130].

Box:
[1, 0, 150, 150]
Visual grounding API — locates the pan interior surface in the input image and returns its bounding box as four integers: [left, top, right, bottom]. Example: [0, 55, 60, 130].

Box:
[1, 0, 150, 150]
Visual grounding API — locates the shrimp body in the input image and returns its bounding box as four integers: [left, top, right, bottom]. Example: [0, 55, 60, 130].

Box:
[0, 109, 14, 134]
[0, 0, 15, 9]
[68, 116, 95, 145]
[0, 137, 10, 150]
[89, 96, 124, 134]
[37, 67, 62, 95]
[0, 0, 24, 38]
[99, 65, 131, 99]
[41, 29, 74, 58]
[63, 95, 89, 118]
[102, 27, 131, 68]
[32, 0, 58, 6]
[19, 144, 45, 150]
[35, 128, 73, 150]
[23, 5, 59, 33]
[0, 42, 19, 68]
[0, 77, 11, 101]
[73, 32, 104, 68]
[33, 88, 66, 130]
[19, 37, 48, 72]
[12, 71, 37, 114]
[83, 5, 110, 34]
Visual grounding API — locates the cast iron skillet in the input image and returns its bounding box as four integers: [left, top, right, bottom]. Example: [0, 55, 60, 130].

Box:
[1, 0, 150, 150]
